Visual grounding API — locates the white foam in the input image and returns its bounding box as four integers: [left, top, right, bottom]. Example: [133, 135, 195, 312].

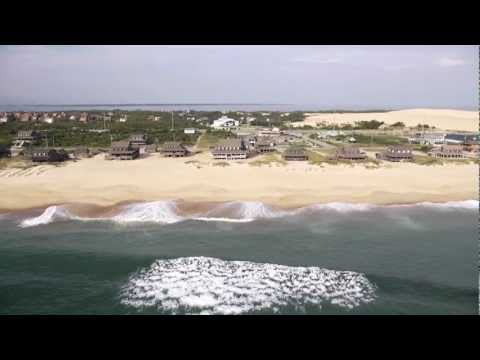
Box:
[20, 205, 76, 228]
[305, 202, 374, 213]
[414, 200, 479, 210]
[192, 217, 255, 223]
[120, 257, 377, 314]
[111, 201, 184, 224]
[17, 199, 479, 228]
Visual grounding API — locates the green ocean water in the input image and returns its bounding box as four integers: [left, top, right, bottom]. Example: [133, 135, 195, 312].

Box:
[0, 203, 477, 315]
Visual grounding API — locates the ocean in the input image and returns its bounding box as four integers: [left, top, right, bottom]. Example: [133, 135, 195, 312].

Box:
[0, 200, 478, 315]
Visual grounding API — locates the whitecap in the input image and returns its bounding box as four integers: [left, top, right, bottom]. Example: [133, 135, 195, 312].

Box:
[111, 201, 184, 224]
[19, 205, 76, 228]
[120, 257, 377, 314]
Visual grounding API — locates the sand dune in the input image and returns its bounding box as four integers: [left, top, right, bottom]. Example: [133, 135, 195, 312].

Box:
[0, 152, 477, 211]
[296, 109, 478, 132]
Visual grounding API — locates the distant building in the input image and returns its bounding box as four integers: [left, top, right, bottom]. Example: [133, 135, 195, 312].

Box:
[211, 138, 248, 160]
[108, 141, 139, 160]
[31, 148, 69, 162]
[376, 146, 414, 162]
[118, 114, 128, 123]
[79, 112, 88, 123]
[19, 113, 31, 122]
[160, 142, 189, 157]
[212, 116, 239, 129]
[428, 145, 465, 159]
[16, 130, 41, 143]
[334, 147, 367, 161]
[258, 127, 281, 137]
[42, 115, 54, 124]
[0, 113, 8, 123]
[409, 132, 446, 145]
[184, 128, 197, 135]
[282, 147, 308, 161]
[444, 133, 479, 152]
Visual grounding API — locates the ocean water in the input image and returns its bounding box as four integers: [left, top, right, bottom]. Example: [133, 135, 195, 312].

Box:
[0, 200, 478, 315]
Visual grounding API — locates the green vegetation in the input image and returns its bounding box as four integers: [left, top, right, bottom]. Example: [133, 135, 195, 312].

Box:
[354, 120, 384, 130]
[413, 155, 443, 166]
[0, 111, 205, 149]
[337, 134, 408, 146]
[417, 145, 433, 153]
[391, 122, 405, 128]
[196, 129, 235, 150]
[249, 153, 286, 167]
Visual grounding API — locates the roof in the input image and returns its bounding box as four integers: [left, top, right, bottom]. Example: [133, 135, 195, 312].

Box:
[283, 147, 307, 156]
[111, 141, 131, 148]
[336, 147, 365, 155]
[214, 138, 245, 150]
[387, 145, 412, 152]
[161, 142, 187, 151]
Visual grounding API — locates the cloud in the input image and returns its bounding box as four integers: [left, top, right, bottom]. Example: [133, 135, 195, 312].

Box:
[291, 56, 343, 64]
[437, 57, 467, 67]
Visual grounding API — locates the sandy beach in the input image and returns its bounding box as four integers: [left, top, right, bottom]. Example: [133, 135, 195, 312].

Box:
[296, 109, 478, 132]
[0, 151, 477, 212]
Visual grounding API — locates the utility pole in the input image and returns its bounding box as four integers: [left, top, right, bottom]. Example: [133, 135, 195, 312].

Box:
[171, 111, 176, 141]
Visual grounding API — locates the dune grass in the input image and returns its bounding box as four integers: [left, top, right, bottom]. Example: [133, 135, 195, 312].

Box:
[249, 153, 287, 167]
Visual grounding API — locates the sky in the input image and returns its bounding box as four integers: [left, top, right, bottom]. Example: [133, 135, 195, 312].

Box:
[0, 45, 477, 109]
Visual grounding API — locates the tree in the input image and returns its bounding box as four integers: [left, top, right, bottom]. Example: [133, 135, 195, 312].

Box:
[391, 122, 405, 128]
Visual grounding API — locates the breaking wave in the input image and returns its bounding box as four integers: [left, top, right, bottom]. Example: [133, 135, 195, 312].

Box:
[119, 257, 377, 314]
[111, 201, 183, 224]
[17, 199, 478, 228]
[20, 206, 77, 228]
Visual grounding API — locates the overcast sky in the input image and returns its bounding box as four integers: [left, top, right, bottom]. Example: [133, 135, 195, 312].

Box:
[0, 45, 477, 109]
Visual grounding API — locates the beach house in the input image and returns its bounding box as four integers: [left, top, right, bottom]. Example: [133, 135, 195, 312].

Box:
[376, 146, 414, 162]
[108, 141, 139, 160]
[31, 148, 70, 162]
[211, 138, 248, 160]
[255, 137, 276, 153]
[334, 146, 367, 161]
[282, 147, 308, 161]
[129, 134, 147, 148]
[160, 142, 189, 157]
[428, 145, 465, 159]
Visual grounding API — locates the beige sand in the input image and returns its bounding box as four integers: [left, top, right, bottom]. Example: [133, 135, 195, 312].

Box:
[0, 152, 477, 211]
[295, 109, 478, 132]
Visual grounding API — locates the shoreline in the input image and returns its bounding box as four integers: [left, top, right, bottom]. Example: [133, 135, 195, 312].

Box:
[1, 196, 478, 217]
[0, 152, 478, 213]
